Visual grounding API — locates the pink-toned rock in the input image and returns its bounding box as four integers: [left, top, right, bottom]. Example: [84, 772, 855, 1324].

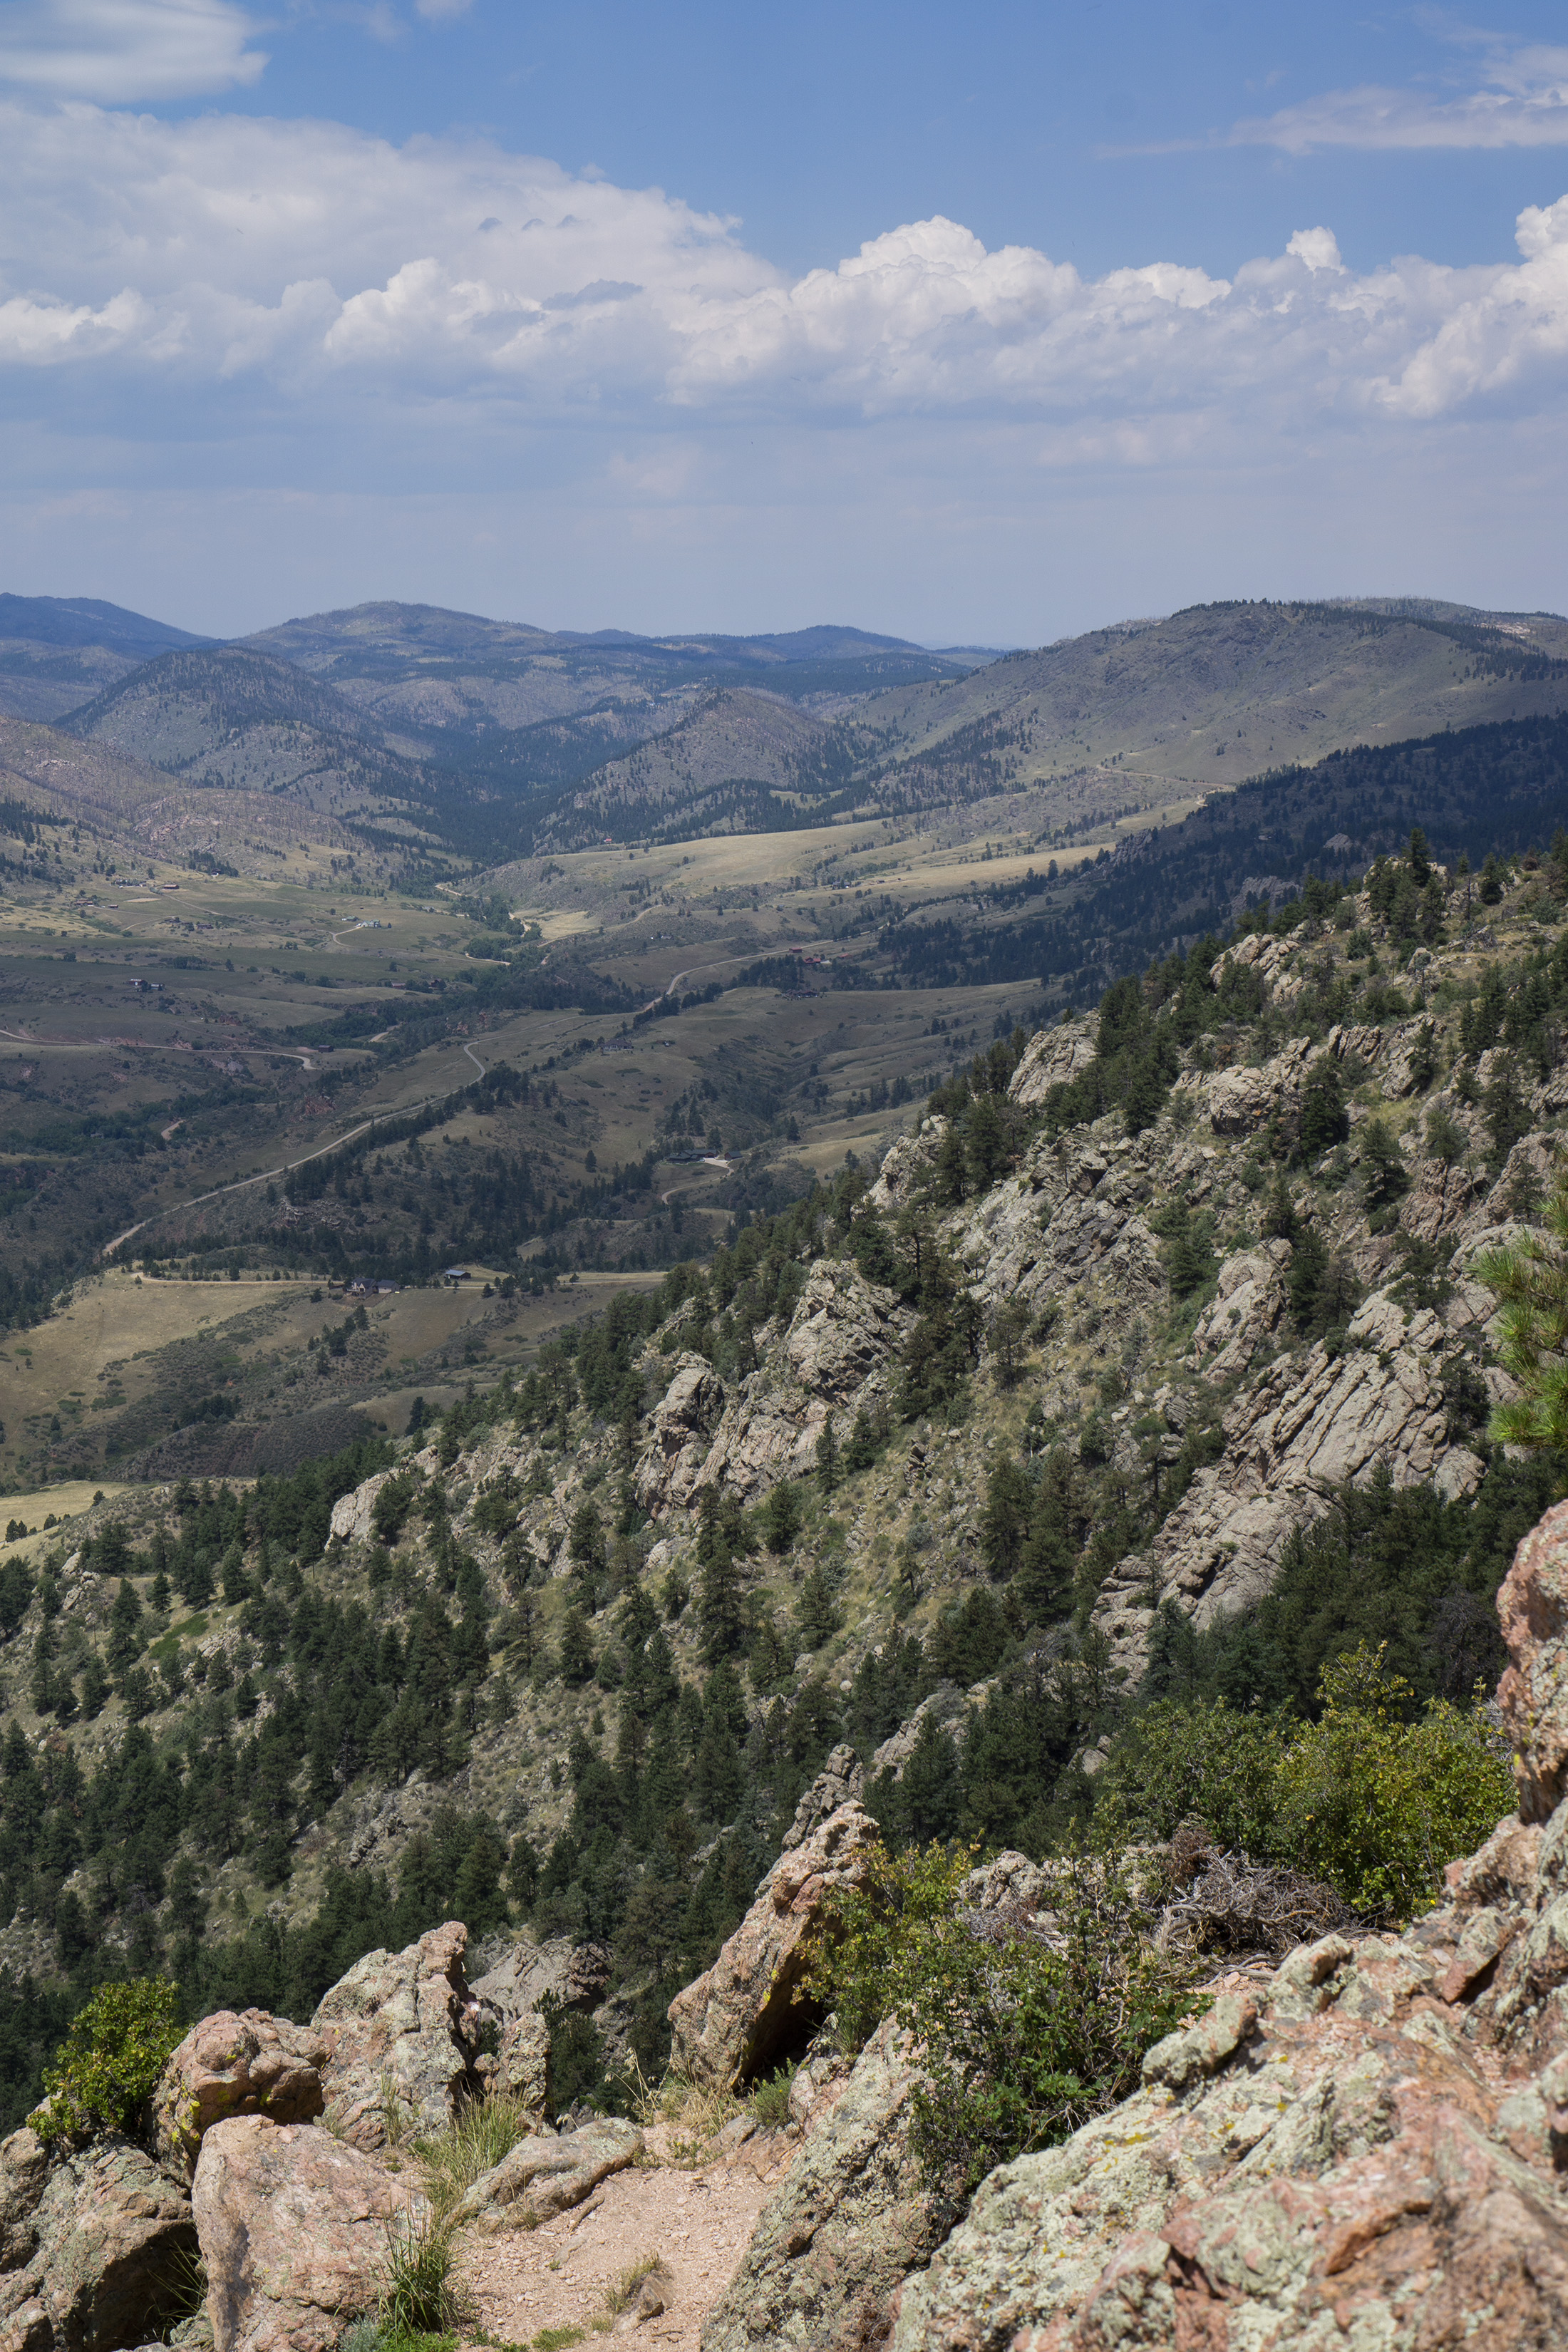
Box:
[668, 1800, 879, 2088]
[155, 2010, 328, 2178]
[311, 1920, 478, 2149]
[0, 2135, 195, 2352]
[194, 2115, 418, 2352]
[1497, 1496, 1568, 1822]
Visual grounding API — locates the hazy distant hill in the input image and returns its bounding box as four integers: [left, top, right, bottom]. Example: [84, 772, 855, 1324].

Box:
[0, 596, 217, 727]
[846, 598, 1568, 812]
[532, 688, 846, 850]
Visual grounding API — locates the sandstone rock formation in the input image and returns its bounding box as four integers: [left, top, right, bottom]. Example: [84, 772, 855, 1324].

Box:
[311, 1919, 479, 2150]
[781, 1744, 865, 1850]
[668, 1801, 880, 2087]
[0, 2132, 195, 2352]
[472, 1937, 612, 2025]
[492, 2014, 551, 2115]
[154, 2010, 328, 2180]
[702, 2020, 951, 2352]
[194, 2115, 418, 2352]
[891, 1495, 1568, 2352]
[450, 2116, 643, 2231]
[326, 1472, 393, 1546]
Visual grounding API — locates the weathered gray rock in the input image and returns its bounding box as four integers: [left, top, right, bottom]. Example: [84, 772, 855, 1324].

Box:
[154, 2012, 327, 2180]
[701, 2020, 952, 2352]
[1398, 1154, 1485, 1245]
[193, 2115, 418, 2352]
[0, 2135, 196, 2352]
[782, 1745, 865, 1850]
[493, 2016, 551, 2117]
[1186, 1240, 1291, 1381]
[0, 2129, 52, 2273]
[693, 1265, 909, 1503]
[1098, 1282, 1487, 1671]
[868, 1120, 949, 1212]
[1202, 1038, 1312, 1138]
[870, 1688, 967, 1782]
[471, 1936, 611, 2023]
[311, 1919, 478, 2150]
[450, 2117, 642, 2231]
[634, 1354, 728, 1512]
[326, 1472, 393, 1546]
[1006, 1022, 1096, 1109]
[668, 1802, 880, 2087]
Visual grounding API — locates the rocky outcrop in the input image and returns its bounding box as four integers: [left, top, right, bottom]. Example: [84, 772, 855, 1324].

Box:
[1201, 1038, 1312, 1138]
[1098, 1282, 1487, 1668]
[471, 1936, 612, 2023]
[634, 1354, 728, 1512]
[702, 2020, 951, 2352]
[781, 1744, 865, 1850]
[868, 1120, 949, 1212]
[0, 2133, 195, 2352]
[668, 1802, 880, 2087]
[1006, 1022, 1096, 1108]
[692, 1267, 910, 1504]
[450, 2116, 643, 2232]
[1187, 1240, 1291, 1381]
[892, 1496, 1568, 2352]
[954, 1139, 1165, 1336]
[326, 1472, 393, 1546]
[154, 2011, 328, 2180]
[311, 1919, 479, 2150]
[193, 2115, 418, 2352]
[492, 2015, 551, 2115]
[1399, 1154, 1486, 1245]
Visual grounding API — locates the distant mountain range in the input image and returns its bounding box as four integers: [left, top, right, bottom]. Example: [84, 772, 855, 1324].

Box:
[1, 592, 1567, 874]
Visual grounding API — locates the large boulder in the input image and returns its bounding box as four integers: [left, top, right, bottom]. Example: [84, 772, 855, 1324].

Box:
[154, 2011, 328, 2180]
[1186, 1240, 1291, 1381]
[0, 2133, 196, 2352]
[701, 2020, 952, 2352]
[194, 2115, 418, 2352]
[450, 2117, 643, 2232]
[668, 1802, 880, 2088]
[311, 1920, 480, 2150]
[1006, 1022, 1096, 1109]
[892, 1495, 1568, 2352]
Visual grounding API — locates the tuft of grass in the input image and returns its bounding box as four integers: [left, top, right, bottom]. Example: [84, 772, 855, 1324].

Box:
[746, 2065, 795, 2130]
[413, 2091, 542, 2225]
[602, 2256, 670, 2320]
[378, 2210, 465, 2338]
[628, 2064, 743, 2165]
[532, 2328, 587, 2351]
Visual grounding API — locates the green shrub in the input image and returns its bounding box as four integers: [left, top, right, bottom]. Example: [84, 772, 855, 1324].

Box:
[1094, 1698, 1291, 1855]
[1271, 1642, 1512, 1919]
[803, 1841, 1197, 2194]
[37, 1978, 182, 2142]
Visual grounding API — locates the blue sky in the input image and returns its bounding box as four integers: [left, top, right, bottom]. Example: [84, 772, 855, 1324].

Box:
[1, 0, 1567, 641]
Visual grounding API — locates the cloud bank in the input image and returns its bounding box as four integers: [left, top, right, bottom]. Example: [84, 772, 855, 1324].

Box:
[1227, 43, 1568, 154]
[0, 0, 264, 100]
[1, 102, 1566, 437]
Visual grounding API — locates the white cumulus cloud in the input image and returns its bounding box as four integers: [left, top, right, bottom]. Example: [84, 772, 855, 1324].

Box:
[0, 100, 1565, 453]
[0, 0, 264, 100]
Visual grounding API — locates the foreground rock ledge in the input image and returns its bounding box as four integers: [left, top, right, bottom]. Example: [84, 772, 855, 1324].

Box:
[891, 1495, 1568, 2352]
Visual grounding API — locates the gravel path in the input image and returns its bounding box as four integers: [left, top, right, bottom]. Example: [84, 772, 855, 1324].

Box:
[458, 2123, 790, 2351]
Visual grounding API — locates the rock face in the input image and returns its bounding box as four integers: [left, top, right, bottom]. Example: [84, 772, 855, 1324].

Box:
[155, 2011, 328, 2180]
[1097, 1281, 1485, 1668]
[326, 1471, 392, 1546]
[1187, 1240, 1291, 1381]
[701, 2020, 951, 2352]
[1202, 1038, 1313, 1138]
[892, 1496, 1568, 2352]
[692, 1266, 910, 1505]
[634, 1354, 727, 1512]
[193, 2115, 418, 2352]
[667, 1801, 880, 2087]
[492, 2014, 551, 2115]
[311, 1919, 480, 2150]
[450, 2117, 643, 2232]
[1006, 1021, 1096, 1108]
[471, 1936, 611, 2023]
[781, 1744, 865, 1850]
[0, 2132, 196, 2352]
